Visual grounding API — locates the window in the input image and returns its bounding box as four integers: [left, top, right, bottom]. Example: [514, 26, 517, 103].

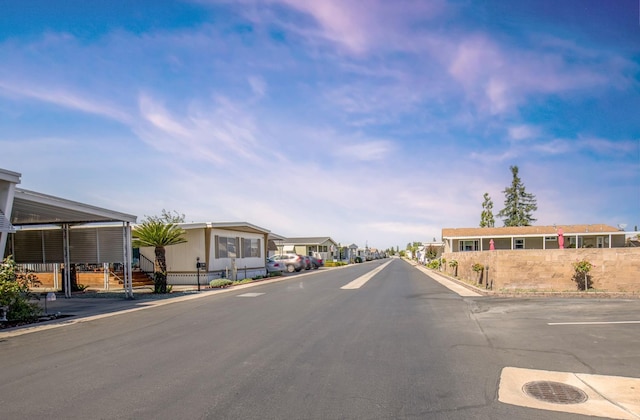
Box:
[242, 238, 261, 258]
[459, 240, 479, 251]
[217, 236, 237, 258]
[514, 238, 525, 249]
[568, 237, 583, 248]
[544, 236, 557, 241]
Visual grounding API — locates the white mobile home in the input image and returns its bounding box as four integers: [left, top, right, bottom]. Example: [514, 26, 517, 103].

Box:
[138, 222, 273, 285]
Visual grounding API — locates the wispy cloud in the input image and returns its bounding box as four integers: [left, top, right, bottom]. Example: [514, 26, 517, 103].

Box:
[259, 0, 446, 55]
[339, 140, 395, 162]
[441, 33, 635, 115]
[0, 80, 131, 123]
[508, 125, 540, 141]
[248, 76, 267, 100]
[135, 93, 264, 165]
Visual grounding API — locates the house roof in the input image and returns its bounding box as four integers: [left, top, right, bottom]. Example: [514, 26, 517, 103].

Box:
[177, 221, 271, 235]
[276, 237, 337, 246]
[268, 232, 286, 241]
[442, 224, 622, 239]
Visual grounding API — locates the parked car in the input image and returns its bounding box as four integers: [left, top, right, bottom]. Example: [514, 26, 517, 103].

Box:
[310, 256, 323, 269]
[266, 257, 283, 274]
[271, 253, 304, 273]
[302, 255, 312, 270]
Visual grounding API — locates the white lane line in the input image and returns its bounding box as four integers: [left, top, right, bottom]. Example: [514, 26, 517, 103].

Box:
[341, 261, 392, 290]
[236, 293, 265, 297]
[548, 320, 640, 326]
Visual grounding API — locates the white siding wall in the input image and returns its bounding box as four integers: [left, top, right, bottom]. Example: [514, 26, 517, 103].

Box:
[139, 228, 205, 272]
[164, 229, 206, 272]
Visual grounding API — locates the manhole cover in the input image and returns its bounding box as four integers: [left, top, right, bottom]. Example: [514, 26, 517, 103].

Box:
[523, 381, 588, 405]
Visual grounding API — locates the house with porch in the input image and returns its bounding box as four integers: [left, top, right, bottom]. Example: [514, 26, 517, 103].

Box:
[442, 224, 626, 253]
[439, 224, 638, 292]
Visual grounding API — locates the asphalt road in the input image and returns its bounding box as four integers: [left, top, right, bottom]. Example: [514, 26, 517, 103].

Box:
[1, 258, 639, 419]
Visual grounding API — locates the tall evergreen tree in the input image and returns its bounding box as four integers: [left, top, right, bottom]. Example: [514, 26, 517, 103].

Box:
[497, 166, 538, 226]
[480, 192, 495, 227]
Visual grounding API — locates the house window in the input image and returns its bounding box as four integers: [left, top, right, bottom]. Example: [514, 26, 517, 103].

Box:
[459, 240, 479, 251]
[514, 238, 525, 249]
[217, 236, 237, 258]
[323, 246, 328, 252]
[242, 238, 261, 258]
[544, 236, 557, 242]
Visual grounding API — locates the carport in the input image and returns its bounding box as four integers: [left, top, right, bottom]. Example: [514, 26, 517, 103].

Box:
[4, 188, 137, 298]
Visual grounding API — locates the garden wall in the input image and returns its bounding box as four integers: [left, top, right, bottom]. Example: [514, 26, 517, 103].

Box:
[442, 248, 640, 292]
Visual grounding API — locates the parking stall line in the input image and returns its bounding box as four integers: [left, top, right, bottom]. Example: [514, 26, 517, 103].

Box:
[548, 320, 640, 326]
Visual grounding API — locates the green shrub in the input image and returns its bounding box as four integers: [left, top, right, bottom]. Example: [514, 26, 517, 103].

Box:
[0, 256, 42, 322]
[268, 271, 283, 277]
[472, 263, 484, 272]
[427, 260, 439, 269]
[325, 261, 346, 267]
[233, 278, 254, 285]
[572, 259, 594, 290]
[354, 257, 363, 263]
[209, 279, 233, 288]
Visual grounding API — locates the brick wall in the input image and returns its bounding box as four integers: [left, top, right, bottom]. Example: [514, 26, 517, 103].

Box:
[442, 248, 640, 292]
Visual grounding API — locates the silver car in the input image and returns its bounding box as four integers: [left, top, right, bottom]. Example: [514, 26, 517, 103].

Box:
[266, 257, 283, 274]
[271, 253, 304, 273]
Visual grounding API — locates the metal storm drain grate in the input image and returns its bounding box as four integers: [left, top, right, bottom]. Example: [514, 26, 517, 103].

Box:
[523, 381, 588, 405]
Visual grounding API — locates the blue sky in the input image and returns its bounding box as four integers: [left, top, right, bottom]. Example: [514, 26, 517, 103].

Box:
[1, 0, 638, 250]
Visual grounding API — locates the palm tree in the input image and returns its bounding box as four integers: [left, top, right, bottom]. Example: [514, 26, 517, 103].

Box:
[448, 259, 458, 277]
[132, 219, 187, 293]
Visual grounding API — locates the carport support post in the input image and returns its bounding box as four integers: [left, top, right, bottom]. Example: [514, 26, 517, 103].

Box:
[62, 224, 71, 298]
[123, 222, 133, 299]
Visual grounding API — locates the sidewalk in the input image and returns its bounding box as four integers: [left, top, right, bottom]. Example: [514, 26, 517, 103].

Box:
[1, 286, 219, 337]
[1, 272, 314, 337]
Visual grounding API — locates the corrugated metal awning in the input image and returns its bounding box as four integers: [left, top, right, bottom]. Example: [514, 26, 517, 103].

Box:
[11, 188, 136, 226]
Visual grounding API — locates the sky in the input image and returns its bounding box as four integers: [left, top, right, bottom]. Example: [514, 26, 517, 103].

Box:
[1, 0, 639, 250]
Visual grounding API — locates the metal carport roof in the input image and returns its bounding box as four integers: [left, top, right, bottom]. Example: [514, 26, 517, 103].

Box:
[11, 188, 136, 226]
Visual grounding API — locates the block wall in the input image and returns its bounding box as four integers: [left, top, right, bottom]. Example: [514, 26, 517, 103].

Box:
[442, 248, 640, 292]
